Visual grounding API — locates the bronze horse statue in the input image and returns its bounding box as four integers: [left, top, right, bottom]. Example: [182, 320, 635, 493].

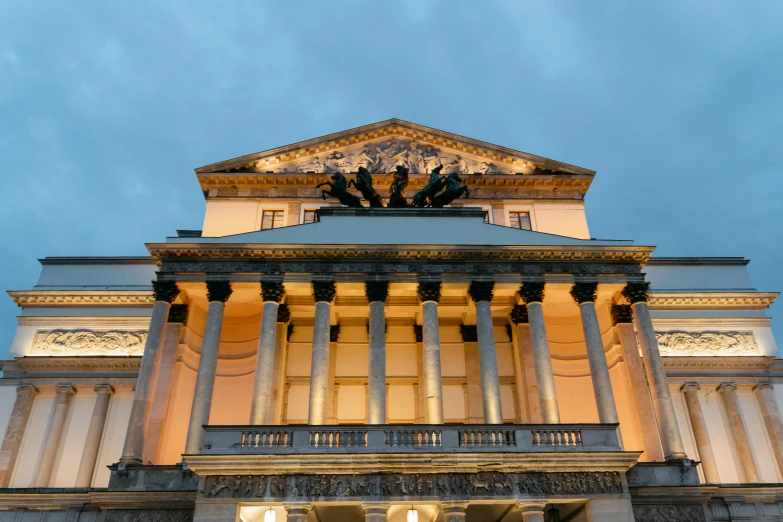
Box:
[429, 172, 470, 208]
[348, 167, 384, 207]
[315, 172, 363, 208]
[387, 165, 410, 208]
[412, 165, 446, 208]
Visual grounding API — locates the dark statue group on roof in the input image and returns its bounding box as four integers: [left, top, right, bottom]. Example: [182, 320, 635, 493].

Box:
[315, 165, 470, 208]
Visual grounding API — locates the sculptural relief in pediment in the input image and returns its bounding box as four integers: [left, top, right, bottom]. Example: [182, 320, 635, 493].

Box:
[238, 138, 536, 175]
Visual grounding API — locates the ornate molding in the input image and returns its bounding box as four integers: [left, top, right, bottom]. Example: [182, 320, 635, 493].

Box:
[31, 329, 148, 356]
[655, 331, 758, 357]
[0, 356, 142, 378]
[647, 292, 778, 310]
[158, 259, 643, 276]
[201, 471, 623, 500]
[8, 291, 154, 307]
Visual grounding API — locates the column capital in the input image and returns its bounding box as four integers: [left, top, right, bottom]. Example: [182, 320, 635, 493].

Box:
[440, 500, 469, 513]
[755, 382, 774, 392]
[152, 281, 180, 303]
[277, 303, 291, 323]
[312, 280, 336, 303]
[717, 382, 737, 393]
[468, 281, 494, 303]
[417, 281, 441, 303]
[610, 304, 633, 325]
[94, 384, 114, 395]
[206, 281, 232, 303]
[15, 384, 38, 396]
[365, 281, 389, 303]
[459, 324, 478, 343]
[516, 500, 548, 512]
[261, 281, 286, 303]
[519, 282, 545, 304]
[681, 382, 701, 392]
[168, 303, 189, 324]
[510, 304, 529, 324]
[361, 501, 390, 515]
[570, 282, 598, 304]
[284, 503, 312, 516]
[622, 282, 650, 304]
[330, 324, 341, 343]
[54, 384, 76, 396]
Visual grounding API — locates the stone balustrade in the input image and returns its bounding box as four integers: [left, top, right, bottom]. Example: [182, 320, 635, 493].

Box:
[198, 423, 621, 455]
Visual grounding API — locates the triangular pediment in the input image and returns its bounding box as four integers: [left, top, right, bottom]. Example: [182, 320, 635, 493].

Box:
[196, 119, 593, 177]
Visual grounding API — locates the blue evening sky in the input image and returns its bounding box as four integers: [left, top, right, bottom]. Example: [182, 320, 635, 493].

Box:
[1, 1, 781, 354]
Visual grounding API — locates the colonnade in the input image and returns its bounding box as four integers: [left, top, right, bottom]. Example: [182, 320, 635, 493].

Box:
[114, 277, 693, 464]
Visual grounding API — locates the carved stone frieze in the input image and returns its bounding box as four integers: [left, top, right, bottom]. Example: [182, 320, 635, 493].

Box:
[237, 138, 520, 176]
[105, 510, 194, 522]
[632, 504, 706, 522]
[655, 331, 758, 356]
[160, 260, 641, 275]
[31, 330, 148, 356]
[201, 471, 623, 500]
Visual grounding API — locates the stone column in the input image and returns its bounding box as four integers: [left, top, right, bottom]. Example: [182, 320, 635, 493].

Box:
[681, 383, 720, 483]
[0, 384, 38, 487]
[441, 501, 468, 522]
[363, 502, 389, 522]
[143, 305, 187, 463]
[250, 280, 285, 425]
[184, 281, 232, 454]
[468, 281, 503, 425]
[519, 283, 560, 424]
[717, 383, 759, 482]
[120, 280, 179, 464]
[612, 305, 664, 462]
[517, 502, 547, 522]
[270, 305, 291, 424]
[366, 281, 389, 425]
[75, 384, 114, 487]
[753, 383, 783, 475]
[34, 384, 75, 487]
[570, 283, 618, 424]
[285, 503, 312, 522]
[308, 280, 336, 425]
[418, 281, 445, 424]
[622, 283, 687, 461]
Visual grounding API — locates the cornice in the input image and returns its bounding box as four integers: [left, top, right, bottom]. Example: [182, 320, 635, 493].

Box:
[0, 356, 141, 379]
[647, 292, 778, 310]
[17, 316, 152, 327]
[8, 290, 154, 307]
[661, 356, 776, 374]
[651, 317, 771, 328]
[148, 244, 653, 265]
[183, 451, 641, 476]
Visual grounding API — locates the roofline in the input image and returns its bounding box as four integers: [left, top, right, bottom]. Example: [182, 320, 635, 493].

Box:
[39, 257, 155, 265]
[647, 257, 749, 266]
[194, 118, 595, 176]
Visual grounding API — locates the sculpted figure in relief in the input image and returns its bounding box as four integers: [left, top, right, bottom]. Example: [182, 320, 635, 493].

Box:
[655, 331, 758, 356]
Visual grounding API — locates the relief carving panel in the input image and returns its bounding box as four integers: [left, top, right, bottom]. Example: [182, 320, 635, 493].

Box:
[202, 471, 623, 500]
[655, 331, 758, 356]
[632, 504, 706, 522]
[32, 330, 148, 356]
[242, 139, 531, 175]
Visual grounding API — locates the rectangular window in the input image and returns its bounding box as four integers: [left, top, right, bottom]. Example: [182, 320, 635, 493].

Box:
[508, 211, 531, 230]
[303, 209, 318, 224]
[260, 210, 284, 230]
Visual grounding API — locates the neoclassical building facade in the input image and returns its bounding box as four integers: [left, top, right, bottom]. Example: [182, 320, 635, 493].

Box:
[0, 120, 781, 521]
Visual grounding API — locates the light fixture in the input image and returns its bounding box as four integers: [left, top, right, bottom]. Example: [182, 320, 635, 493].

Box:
[407, 506, 419, 522]
[264, 508, 276, 522]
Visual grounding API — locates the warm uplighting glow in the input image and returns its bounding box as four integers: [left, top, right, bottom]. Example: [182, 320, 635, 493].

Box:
[407, 507, 419, 522]
[264, 508, 276, 522]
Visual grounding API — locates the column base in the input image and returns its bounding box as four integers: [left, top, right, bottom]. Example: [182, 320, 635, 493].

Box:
[665, 451, 689, 461]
